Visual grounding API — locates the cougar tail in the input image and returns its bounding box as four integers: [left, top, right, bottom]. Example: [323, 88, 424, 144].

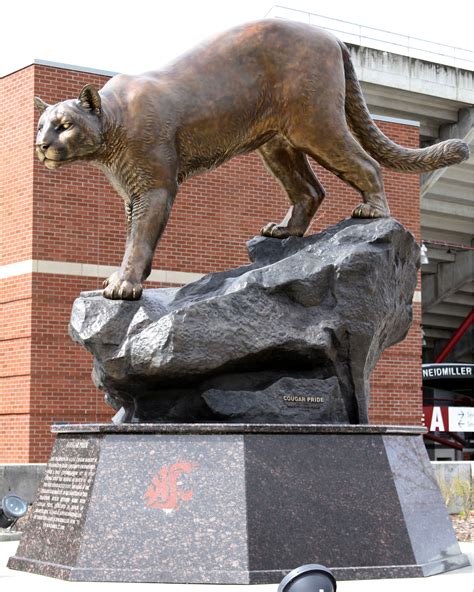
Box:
[339, 42, 470, 172]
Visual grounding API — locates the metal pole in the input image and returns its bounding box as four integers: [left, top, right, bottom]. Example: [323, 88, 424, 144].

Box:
[434, 309, 474, 363]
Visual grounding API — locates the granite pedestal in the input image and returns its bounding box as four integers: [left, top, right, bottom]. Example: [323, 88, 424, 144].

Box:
[8, 424, 469, 583]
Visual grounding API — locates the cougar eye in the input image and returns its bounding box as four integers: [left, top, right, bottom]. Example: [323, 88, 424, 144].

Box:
[57, 122, 73, 131]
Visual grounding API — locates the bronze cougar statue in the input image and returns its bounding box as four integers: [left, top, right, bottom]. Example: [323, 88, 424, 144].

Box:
[34, 20, 469, 300]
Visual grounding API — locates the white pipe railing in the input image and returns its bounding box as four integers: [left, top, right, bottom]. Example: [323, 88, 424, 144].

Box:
[265, 5, 474, 71]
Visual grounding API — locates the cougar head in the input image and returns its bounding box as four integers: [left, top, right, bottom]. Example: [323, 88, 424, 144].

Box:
[34, 85, 103, 169]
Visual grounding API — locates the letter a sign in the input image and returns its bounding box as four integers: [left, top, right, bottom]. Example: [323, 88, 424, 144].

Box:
[423, 406, 449, 432]
[430, 407, 445, 431]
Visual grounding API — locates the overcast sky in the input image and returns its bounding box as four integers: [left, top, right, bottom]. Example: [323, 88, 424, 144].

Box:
[2, 0, 473, 76]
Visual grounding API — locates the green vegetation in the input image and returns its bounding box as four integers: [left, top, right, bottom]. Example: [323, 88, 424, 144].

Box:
[436, 474, 473, 519]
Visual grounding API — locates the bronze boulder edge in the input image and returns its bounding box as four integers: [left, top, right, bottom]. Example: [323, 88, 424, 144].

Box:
[50, 422, 426, 435]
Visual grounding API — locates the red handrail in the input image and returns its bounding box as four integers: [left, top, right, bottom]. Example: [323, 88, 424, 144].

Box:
[423, 433, 463, 451]
[435, 309, 474, 363]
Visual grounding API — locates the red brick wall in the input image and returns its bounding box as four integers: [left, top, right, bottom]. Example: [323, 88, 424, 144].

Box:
[0, 66, 35, 461]
[0, 67, 35, 265]
[0, 64, 423, 462]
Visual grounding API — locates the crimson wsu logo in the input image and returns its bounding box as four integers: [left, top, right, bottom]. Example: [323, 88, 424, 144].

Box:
[144, 460, 198, 511]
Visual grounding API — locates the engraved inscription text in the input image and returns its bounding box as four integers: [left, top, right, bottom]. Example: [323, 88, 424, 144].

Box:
[33, 446, 96, 530]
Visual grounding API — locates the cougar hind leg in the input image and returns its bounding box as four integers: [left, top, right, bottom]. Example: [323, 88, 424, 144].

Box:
[258, 135, 325, 238]
[292, 123, 390, 219]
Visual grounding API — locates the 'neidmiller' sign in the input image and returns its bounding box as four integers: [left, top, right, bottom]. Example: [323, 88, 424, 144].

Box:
[422, 364, 473, 379]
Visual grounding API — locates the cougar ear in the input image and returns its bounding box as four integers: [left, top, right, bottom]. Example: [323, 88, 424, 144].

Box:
[34, 96, 50, 114]
[78, 84, 101, 114]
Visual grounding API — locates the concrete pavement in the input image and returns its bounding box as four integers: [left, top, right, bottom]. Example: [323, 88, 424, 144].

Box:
[1, 540, 472, 591]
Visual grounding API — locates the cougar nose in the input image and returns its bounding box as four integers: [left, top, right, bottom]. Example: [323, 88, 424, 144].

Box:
[40, 142, 50, 152]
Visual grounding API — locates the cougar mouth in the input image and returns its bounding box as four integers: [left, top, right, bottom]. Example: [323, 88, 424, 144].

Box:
[36, 149, 73, 169]
[43, 157, 70, 169]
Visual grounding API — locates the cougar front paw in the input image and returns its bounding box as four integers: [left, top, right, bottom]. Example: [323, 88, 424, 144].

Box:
[102, 272, 143, 300]
[351, 203, 389, 218]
